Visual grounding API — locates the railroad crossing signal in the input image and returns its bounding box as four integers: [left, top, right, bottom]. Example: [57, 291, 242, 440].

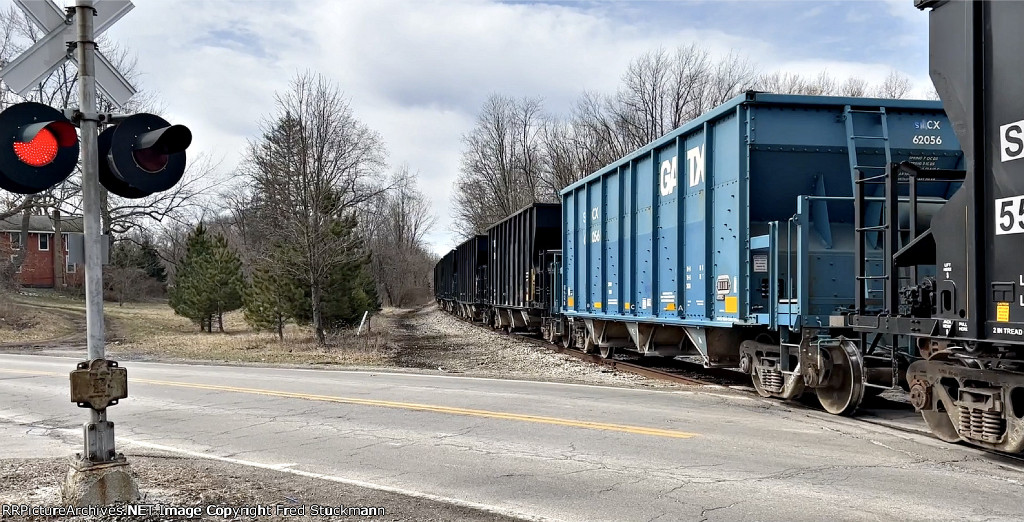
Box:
[0, 102, 79, 193]
[98, 113, 193, 198]
[0, 0, 192, 491]
[0, 0, 136, 108]
[0, 103, 193, 198]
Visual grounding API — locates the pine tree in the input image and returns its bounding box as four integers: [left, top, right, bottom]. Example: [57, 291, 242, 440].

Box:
[289, 217, 380, 329]
[243, 262, 303, 340]
[169, 224, 246, 332]
[169, 224, 214, 331]
[209, 233, 245, 332]
[137, 236, 167, 283]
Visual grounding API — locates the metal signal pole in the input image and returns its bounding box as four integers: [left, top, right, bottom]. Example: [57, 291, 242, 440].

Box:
[75, 0, 117, 465]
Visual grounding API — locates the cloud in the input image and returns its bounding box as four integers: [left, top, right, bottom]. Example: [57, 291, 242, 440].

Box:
[98, 0, 936, 255]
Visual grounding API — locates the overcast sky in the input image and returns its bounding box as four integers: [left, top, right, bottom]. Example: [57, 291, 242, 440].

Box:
[95, 0, 932, 255]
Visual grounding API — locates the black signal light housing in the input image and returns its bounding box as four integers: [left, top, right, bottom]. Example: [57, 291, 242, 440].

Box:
[99, 113, 192, 199]
[0, 102, 80, 194]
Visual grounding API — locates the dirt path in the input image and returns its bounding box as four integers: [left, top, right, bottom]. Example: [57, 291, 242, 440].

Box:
[0, 298, 86, 351]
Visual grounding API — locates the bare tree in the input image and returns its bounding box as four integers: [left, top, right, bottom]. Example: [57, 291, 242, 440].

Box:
[755, 70, 842, 96]
[701, 50, 757, 109]
[452, 94, 545, 237]
[241, 72, 386, 345]
[362, 165, 436, 307]
[533, 45, 756, 198]
[609, 45, 748, 151]
[839, 76, 869, 97]
[613, 47, 675, 150]
[872, 70, 913, 99]
[105, 266, 147, 306]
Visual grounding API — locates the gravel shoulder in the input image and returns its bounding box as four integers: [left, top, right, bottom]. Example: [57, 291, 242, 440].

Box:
[0, 452, 521, 522]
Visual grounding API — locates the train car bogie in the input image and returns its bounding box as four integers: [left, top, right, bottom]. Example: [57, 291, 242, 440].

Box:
[906, 354, 1024, 453]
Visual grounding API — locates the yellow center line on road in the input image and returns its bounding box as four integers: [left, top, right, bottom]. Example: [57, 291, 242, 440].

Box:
[0, 368, 698, 439]
[0, 369, 60, 376]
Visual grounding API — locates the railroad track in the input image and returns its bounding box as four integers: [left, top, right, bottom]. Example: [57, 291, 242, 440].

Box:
[552, 345, 711, 386]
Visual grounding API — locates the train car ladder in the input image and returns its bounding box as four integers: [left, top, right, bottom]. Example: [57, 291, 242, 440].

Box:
[845, 105, 893, 316]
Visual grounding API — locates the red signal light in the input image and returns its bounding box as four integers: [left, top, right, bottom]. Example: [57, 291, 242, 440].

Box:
[13, 128, 58, 167]
[0, 103, 80, 194]
[132, 148, 167, 173]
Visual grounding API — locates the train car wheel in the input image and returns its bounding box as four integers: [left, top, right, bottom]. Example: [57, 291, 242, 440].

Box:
[577, 329, 594, 354]
[816, 341, 866, 416]
[921, 409, 961, 443]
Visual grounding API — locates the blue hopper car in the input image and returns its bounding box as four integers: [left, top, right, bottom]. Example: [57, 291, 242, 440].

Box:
[554, 91, 962, 414]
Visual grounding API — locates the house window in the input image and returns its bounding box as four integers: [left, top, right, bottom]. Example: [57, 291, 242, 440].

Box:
[9, 233, 20, 250]
[9, 255, 21, 273]
[66, 262, 76, 273]
[38, 234, 49, 251]
[62, 233, 69, 253]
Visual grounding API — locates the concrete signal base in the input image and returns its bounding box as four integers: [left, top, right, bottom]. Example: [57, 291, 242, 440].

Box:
[62, 457, 140, 506]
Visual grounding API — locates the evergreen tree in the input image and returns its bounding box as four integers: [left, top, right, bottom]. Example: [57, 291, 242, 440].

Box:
[209, 233, 245, 332]
[169, 224, 214, 330]
[244, 260, 304, 340]
[169, 224, 246, 332]
[289, 217, 380, 329]
[137, 236, 167, 283]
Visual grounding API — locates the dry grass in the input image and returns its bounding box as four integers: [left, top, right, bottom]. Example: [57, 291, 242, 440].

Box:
[0, 293, 79, 344]
[104, 302, 393, 366]
[3, 290, 394, 367]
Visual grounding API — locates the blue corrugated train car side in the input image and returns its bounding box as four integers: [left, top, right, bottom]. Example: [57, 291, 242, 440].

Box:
[436, 91, 966, 418]
[556, 92, 962, 412]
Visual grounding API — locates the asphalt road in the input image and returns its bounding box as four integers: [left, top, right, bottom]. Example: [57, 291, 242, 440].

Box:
[1, 353, 1022, 521]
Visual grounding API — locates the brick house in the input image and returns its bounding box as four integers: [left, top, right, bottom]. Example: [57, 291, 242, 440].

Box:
[0, 214, 85, 288]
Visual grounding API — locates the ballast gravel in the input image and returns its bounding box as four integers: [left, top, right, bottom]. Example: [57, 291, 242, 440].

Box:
[380, 304, 681, 389]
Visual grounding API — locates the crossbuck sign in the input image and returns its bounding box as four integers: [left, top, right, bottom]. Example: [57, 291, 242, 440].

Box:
[0, 0, 136, 108]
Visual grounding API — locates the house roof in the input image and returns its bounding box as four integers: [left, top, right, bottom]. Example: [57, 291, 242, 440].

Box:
[0, 214, 84, 234]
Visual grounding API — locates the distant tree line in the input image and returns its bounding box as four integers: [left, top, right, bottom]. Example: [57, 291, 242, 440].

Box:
[453, 44, 918, 237]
